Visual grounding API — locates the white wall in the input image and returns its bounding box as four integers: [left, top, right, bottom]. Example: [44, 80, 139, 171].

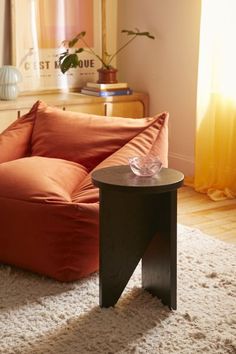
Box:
[117, 0, 201, 175]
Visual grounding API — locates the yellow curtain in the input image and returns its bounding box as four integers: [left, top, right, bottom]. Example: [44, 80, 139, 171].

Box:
[194, 0, 236, 200]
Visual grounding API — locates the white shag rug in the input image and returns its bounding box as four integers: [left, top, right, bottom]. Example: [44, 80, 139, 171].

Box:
[0, 225, 235, 354]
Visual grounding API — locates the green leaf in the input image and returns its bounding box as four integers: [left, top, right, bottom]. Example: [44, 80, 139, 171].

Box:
[59, 51, 68, 64]
[75, 48, 84, 54]
[136, 31, 155, 39]
[78, 31, 86, 38]
[121, 29, 136, 35]
[60, 54, 79, 74]
[136, 31, 149, 36]
[69, 37, 79, 48]
[68, 31, 86, 48]
[121, 29, 155, 39]
[60, 51, 68, 56]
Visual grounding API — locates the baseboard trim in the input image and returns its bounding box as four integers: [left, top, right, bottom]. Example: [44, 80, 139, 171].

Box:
[168, 152, 194, 176]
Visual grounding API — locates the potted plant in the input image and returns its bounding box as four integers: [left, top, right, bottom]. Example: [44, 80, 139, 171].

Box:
[59, 28, 155, 84]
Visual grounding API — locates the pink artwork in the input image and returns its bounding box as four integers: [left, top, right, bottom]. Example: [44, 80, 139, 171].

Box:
[11, 0, 102, 92]
[36, 0, 94, 49]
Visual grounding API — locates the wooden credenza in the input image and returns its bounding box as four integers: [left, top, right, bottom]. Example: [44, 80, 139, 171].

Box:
[0, 92, 149, 133]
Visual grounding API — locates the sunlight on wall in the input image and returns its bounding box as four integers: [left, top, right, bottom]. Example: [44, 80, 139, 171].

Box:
[198, 0, 236, 111]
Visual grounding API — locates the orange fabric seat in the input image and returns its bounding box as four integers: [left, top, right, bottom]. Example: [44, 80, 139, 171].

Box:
[0, 101, 169, 281]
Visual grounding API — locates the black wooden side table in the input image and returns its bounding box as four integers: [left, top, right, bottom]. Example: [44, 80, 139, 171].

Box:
[92, 165, 184, 310]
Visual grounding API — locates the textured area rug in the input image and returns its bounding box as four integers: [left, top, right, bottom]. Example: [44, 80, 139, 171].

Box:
[0, 225, 235, 354]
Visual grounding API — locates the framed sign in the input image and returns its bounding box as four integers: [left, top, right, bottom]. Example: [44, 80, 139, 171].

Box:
[11, 0, 102, 93]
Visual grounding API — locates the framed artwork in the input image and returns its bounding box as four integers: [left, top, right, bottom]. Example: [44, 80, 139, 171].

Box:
[11, 0, 102, 93]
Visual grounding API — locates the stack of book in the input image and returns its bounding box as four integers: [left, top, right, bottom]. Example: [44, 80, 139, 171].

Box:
[81, 82, 132, 97]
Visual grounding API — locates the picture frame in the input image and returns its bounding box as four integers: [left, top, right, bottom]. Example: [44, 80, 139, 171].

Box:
[10, 0, 102, 93]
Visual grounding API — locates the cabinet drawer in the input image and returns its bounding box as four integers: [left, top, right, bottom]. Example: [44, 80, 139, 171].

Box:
[65, 103, 105, 115]
[106, 101, 145, 118]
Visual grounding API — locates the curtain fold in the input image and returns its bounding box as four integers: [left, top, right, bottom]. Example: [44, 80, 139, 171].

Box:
[194, 0, 236, 200]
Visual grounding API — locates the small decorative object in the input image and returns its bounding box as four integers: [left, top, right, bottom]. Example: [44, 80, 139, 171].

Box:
[97, 67, 118, 84]
[59, 29, 155, 84]
[0, 65, 22, 100]
[128, 155, 163, 177]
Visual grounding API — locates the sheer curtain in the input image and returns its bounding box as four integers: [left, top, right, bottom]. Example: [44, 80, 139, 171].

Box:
[194, 0, 236, 200]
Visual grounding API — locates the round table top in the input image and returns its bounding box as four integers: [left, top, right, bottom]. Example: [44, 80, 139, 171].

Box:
[92, 165, 184, 193]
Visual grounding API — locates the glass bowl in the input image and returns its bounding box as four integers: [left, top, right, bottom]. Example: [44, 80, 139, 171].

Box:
[128, 156, 163, 177]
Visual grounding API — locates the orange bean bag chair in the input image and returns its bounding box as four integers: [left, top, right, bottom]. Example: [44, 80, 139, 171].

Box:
[0, 101, 168, 281]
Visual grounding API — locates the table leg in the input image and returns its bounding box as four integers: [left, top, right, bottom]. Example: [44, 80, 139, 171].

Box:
[99, 189, 157, 307]
[142, 190, 177, 309]
[99, 189, 177, 309]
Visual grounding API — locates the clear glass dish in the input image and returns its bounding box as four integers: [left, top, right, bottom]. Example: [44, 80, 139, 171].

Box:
[128, 155, 163, 177]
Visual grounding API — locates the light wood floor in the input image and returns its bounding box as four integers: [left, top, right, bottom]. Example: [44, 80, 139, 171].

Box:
[177, 186, 236, 244]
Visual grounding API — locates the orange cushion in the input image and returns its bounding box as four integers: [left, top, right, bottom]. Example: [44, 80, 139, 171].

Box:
[72, 112, 169, 203]
[31, 101, 167, 171]
[0, 101, 39, 163]
[0, 156, 88, 203]
[0, 197, 99, 281]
